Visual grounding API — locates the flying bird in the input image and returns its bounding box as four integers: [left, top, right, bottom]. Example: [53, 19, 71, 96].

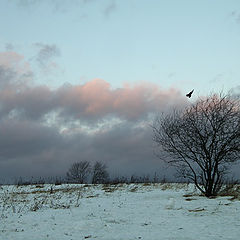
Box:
[186, 89, 194, 98]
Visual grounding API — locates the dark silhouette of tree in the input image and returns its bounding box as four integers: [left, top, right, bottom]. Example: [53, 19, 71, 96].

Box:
[153, 94, 240, 197]
[66, 161, 91, 183]
[92, 161, 109, 184]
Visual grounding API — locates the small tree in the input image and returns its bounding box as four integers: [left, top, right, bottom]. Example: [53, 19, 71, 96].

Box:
[92, 161, 109, 184]
[66, 161, 92, 183]
[153, 94, 240, 197]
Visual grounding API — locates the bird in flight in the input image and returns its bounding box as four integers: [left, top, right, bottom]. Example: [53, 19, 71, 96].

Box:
[186, 89, 194, 98]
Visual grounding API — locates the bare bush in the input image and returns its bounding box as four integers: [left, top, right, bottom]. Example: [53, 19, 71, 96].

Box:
[92, 161, 109, 184]
[66, 161, 92, 183]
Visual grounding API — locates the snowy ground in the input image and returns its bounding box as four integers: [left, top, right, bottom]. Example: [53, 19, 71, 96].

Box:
[0, 183, 240, 240]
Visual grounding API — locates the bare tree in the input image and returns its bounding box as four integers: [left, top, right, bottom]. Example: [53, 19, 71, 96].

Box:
[153, 94, 240, 197]
[92, 161, 109, 184]
[66, 161, 92, 183]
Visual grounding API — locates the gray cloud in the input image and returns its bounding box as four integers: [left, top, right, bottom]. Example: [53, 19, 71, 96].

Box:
[0, 51, 202, 183]
[33, 43, 60, 72]
[229, 85, 240, 98]
[0, 52, 33, 88]
[0, 78, 187, 123]
[229, 11, 240, 24]
[15, 0, 116, 17]
[17, 0, 79, 10]
[104, 0, 117, 18]
[0, 85, 55, 120]
[0, 65, 16, 86]
[16, 0, 96, 13]
[0, 119, 61, 160]
[0, 73, 188, 182]
[5, 43, 15, 51]
[0, 119, 171, 182]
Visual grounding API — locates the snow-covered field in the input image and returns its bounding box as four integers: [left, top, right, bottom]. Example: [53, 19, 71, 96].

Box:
[0, 183, 240, 240]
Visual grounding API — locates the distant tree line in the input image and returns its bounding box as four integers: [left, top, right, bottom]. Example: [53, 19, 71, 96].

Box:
[10, 168, 240, 187]
[65, 160, 168, 184]
[11, 161, 173, 186]
[65, 160, 177, 184]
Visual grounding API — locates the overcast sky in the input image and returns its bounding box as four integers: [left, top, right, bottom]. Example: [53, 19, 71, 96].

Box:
[0, 0, 240, 182]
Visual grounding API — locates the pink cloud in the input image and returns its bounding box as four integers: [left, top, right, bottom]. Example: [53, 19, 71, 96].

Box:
[0, 50, 187, 122]
[0, 77, 187, 122]
[55, 79, 187, 121]
[0, 51, 31, 75]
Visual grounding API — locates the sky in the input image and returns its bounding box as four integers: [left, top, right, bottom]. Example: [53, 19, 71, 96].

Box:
[0, 0, 240, 182]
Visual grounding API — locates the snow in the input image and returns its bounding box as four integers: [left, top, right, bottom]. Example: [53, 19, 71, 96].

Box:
[0, 183, 240, 240]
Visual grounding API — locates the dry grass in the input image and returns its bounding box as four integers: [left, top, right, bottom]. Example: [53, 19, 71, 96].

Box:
[188, 208, 205, 212]
[159, 183, 189, 191]
[142, 183, 152, 186]
[86, 194, 100, 198]
[185, 198, 197, 201]
[102, 185, 119, 193]
[2, 183, 239, 217]
[219, 184, 240, 201]
[17, 185, 85, 195]
[0, 184, 88, 215]
[183, 194, 193, 198]
[35, 185, 44, 189]
[101, 183, 127, 193]
[129, 186, 139, 192]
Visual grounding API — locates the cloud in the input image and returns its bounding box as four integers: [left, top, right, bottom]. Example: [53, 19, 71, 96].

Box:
[0, 50, 189, 182]
[16, 0, 95, 13]
[0, 51, 25, 70]
[0, 119, 61, 160]
[229, 85, 240, 98]
[0, 51, 33, 87]
[33, 43, 60, 72]
[15, 0, 115, 17]
[0, 78, 186, 181]
[229, 11, 240, 24]
[0, 119, 171, 181]
[17, 0, 78, 9]
[5, 43, 15, 51]
[1, 52, 239, 182]
[0, 85, 56, 120]
[0, 65, 16, 86]
[0, 78, 187, 123]
[104, 0, 117, 17]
